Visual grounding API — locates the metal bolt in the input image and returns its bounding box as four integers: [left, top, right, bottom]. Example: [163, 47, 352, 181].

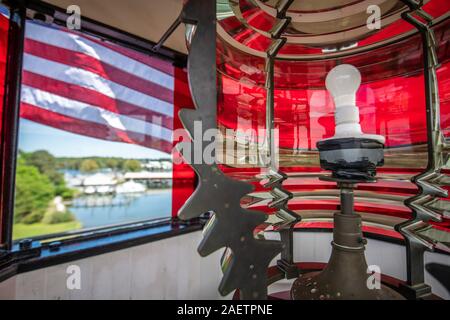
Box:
[19, 239, 33, 250]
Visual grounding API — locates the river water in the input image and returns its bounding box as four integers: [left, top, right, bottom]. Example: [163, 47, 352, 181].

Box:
[69, 189, 172, 228]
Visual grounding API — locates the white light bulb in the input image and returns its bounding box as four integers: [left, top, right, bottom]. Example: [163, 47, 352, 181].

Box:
[326, 64, 361, 109]
[325, 64, 385, 144]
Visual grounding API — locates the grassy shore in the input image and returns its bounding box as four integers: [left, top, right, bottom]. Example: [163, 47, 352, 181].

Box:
[13, 221, 82, 240]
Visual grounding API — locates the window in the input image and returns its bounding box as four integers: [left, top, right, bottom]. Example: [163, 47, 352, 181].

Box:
[13, 20, 178, 240]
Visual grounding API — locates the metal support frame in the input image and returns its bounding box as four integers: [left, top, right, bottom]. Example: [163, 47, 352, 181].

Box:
[258, 0, 301, 280]
[395, 0, 448, 299]
[177, 0, 282, 300]
[177, 0, 303, 297]
[152, 15, 182, 53]
[0, 1, 26, 251]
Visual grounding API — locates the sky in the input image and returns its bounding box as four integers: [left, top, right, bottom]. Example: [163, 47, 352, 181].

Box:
[18, 119, 170, 159]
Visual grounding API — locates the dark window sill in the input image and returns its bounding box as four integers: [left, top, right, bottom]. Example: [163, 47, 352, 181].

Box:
[0, 217, 204, 282]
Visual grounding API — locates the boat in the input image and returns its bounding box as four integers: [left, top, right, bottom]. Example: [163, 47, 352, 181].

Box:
[116, 180, 147, 194]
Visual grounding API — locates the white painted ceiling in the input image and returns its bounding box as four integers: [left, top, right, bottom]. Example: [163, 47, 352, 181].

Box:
[44, 0, 188, 54]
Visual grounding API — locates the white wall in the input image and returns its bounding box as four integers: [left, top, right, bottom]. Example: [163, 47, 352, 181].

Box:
[1, 230, 448, 299]
[0, 231, 225, 300]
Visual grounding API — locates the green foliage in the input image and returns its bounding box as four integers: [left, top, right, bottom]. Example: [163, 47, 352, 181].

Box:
[58, 187, 77, 200]
[15, 151, 77, 225]
[13, 221, 82, 240]
[105, 158, 119, 170]
[54, 156, 171, 172]
[123, 159, 141, 172]
[22, 150, 56, 175]
[15, 157, 55, 224]
[20, 150, 74, 199]
[21, 211, 43, 224]
[42, 209, 75, 224]
[80, 159, 99, 172]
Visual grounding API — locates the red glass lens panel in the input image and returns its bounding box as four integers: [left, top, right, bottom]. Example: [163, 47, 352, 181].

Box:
[172, 67, 196, 217]
[0, 9, 8, 244]
[218, 0, 450, 56]
[0, 12, 8, 131]
[217, 16, 450, 238]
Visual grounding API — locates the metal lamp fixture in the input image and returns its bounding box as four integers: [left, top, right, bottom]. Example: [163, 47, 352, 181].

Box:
[317, 64, 385, 181]
[291, 63, 402, 300]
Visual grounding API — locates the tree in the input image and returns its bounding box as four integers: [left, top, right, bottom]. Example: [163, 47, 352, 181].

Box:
[22, 150, 56, 174]
[123, 159, 141, 172]
[106, 158, 119, 170]
[21, 150, 74, 198]
[15, 157, 55, 224]
[80, 159, 99, 172]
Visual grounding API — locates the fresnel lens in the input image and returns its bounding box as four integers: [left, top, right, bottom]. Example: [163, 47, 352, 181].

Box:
[180, 0, 450, 300]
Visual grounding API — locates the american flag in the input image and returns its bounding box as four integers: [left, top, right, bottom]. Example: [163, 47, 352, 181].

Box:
[19, 20, 174, 154]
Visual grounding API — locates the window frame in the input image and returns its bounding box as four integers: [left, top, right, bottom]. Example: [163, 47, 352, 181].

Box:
[0, 1, 26, 252]
[0, 0, 200, 279]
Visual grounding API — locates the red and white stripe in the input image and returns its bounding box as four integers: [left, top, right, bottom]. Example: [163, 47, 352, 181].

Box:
[20, 21, 175, 153]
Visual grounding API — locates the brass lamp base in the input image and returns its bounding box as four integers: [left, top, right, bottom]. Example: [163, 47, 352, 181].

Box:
[291, 270, 404, 300]
[291, 184, 404, 300]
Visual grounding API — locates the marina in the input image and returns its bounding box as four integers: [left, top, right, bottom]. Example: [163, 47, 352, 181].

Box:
[59, 168, 173, 228]
[69, 189, 172, 228]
